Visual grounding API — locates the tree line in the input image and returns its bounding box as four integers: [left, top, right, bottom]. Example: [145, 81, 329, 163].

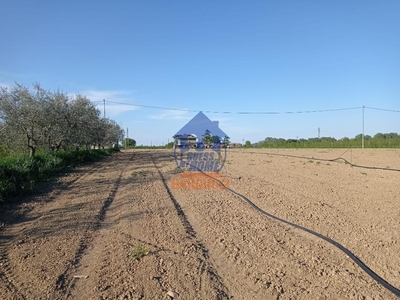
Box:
[0, 83, 124, 156]
[202, 130, 230, 145]
[257, 133, 400, 148]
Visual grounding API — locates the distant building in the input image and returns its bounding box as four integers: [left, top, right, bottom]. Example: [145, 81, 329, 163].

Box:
[229, 143, 242, 148]
[173, 111, 228, 147]
[174, 134, 197, 146]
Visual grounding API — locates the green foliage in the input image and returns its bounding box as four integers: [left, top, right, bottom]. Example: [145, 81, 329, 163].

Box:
[0, 83, 124, 156]
[212, 135, 221, 144]
[0, 145, 10, 158]
[223, 135, 230, 145]
[165, 142, 174, 149]
[257, 132, 400, 148]
[0, 149, 116, 204]
[134, 145, 170, 149]
[244, 140, 252, 148]
[130, 244, 149, 261]
[202, 129, 212, 145]
[124, 138, 136, 148]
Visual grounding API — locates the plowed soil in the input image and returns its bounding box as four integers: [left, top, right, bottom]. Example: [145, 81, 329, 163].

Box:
[0, 148, 399, 299]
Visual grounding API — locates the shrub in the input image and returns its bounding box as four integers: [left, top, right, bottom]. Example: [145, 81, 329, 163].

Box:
[0, 149, 117, 204]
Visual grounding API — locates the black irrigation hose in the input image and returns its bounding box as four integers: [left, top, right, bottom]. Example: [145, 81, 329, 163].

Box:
[226, 187, 400, 298]
[202, 172, 400, 297]
[168, 150, 400, 298]
[235, 149, 400, 172]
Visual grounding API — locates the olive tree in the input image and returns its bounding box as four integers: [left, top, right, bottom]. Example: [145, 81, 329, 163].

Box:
[0, 83, 124, 155]
[0, 83, 50, 156]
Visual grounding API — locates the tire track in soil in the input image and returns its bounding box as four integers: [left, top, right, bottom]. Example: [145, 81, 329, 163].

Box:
[53, 152, 135, 299]
[156, 149, 398, 299]
[66, 150, 230, 299]
[1, 151, 230, 299]
[0, 159, 110, 300]
[0, 152, 129, 300]
[150, 154, 230, 299]
[0, 255, 27, 300]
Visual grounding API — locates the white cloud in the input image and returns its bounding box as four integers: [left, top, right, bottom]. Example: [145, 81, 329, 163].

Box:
[73, 89, 139, 116]
[80, 89, 131, 102]
[101, 103, 138, 116]
[149, 110, 193, 120]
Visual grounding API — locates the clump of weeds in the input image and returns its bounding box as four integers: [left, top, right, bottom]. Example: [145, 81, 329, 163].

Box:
[131, 244, 149, 261]
[131, 170, 147, 177]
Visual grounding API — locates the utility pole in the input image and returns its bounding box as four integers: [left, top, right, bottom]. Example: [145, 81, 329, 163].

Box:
[362, 106, 365, 149]
[125, 127, 128, 149]
[318, 127, 321, 139]
[103, 99, 106, 118]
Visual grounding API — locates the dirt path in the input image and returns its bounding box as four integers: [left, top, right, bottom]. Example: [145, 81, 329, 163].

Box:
[0, 152, 129, 299]
[0, 151, 229, 300]
[0, 149, 399, 299]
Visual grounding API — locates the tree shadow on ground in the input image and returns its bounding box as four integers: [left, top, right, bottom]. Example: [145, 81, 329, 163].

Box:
[0, 150, 179, 245]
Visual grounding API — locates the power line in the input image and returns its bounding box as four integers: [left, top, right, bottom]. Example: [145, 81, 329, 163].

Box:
[99, 100, 364, 114]
[365, 106, 400, 113]
[92, 100, 400, 115]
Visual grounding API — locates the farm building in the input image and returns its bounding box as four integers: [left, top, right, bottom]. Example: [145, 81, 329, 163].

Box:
[173, 134, 197, 146]
[173, 111, 228, 146]
[229, 143, 242, 148]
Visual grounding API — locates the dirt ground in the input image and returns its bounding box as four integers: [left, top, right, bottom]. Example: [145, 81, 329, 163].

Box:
[0, 148, 399, 299]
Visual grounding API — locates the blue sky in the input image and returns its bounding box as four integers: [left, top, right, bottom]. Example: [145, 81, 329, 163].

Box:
[1, 1, 399, 145]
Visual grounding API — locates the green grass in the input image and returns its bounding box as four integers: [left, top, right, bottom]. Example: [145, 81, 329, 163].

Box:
[130, 244, 149, 261]
[256, 137, 400, 149]
[0, 149, 117, 204]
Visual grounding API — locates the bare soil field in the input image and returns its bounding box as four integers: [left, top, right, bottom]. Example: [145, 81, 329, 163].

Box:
[0, 148, 399, 299]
